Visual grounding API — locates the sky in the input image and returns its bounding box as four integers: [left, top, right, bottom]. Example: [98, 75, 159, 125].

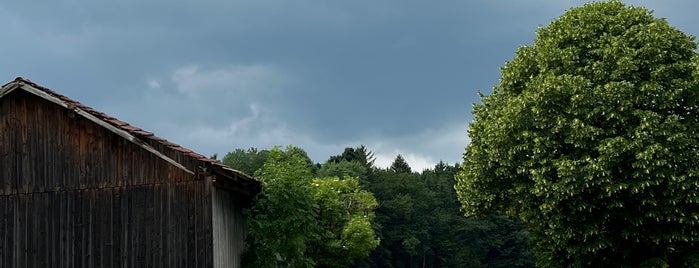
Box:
[1, 1, 698, 171]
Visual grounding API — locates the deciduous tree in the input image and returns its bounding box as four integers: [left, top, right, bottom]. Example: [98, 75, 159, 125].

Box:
[221, 147, 269, 175]
[308, 176, 380, 267]
[240, 146, 379, 267]
[243, 146, 318, 267]
[455, 2, 699, 266]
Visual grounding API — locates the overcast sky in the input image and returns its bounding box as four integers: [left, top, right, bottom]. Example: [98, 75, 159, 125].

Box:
[1, 1, 697, 171]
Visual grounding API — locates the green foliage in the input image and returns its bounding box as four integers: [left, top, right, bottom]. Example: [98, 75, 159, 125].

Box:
[364, 168, 432, 267]
[309, 176, 380, 267]
[235, 145, 534, 267]
[244, 146, 318, 267]
[389, 154, 412, 174]
[326, 145, 376, 174]
[456, 1, 699, 266]
[317, 160, 368, 181]
[221, 147, 269, 175]
[241, 146, 379, 267]
[424, 162, 535, 268]
[341, 217, 379, 259]
[365, 161, 534, 267]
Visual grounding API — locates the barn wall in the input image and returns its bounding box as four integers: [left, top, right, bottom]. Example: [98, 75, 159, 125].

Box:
[0, 180, 214, 268]
[211, 184, 246, 268]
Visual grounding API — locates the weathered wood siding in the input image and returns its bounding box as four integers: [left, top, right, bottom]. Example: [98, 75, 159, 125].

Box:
[0, 88, 249, 267]
[0, 181, 214, 268]
[212, 185, 246, 268]
[0, 90, 196, 195]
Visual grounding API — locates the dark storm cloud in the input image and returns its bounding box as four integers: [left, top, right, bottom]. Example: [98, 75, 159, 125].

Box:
[1, 1, 697, 170]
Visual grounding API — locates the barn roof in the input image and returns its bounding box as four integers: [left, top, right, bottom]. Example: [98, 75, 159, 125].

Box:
[0, 77, 260, 196]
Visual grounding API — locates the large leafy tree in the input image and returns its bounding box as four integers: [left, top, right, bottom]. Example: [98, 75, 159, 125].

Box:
[243, 146, 319, 267]
[455, 1, 699, 267]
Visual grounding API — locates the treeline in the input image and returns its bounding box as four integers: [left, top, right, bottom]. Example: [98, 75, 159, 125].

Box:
[221, 145, 534, 267]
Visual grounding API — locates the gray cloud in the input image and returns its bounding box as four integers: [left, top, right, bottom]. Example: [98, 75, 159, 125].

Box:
[1, 1, 697, 169]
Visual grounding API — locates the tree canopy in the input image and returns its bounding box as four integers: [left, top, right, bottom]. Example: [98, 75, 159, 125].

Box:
[243, 146, 318, 267]
[240, 146, 380, 267]
[221, 147, 270, 176]
[455, 1, 699, 267]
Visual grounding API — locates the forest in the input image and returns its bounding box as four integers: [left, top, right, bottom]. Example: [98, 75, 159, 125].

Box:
[221, 145, 534, 267]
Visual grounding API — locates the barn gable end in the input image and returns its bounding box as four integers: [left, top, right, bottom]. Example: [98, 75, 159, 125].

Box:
[0, 78, 260, 268]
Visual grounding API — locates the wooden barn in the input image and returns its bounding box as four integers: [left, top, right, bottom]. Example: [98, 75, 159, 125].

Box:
[0, 77, 261, 267]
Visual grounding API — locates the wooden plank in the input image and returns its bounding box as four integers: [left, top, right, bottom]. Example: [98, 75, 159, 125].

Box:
[0, 196, 4, 265]
[102, 187, 111, 268]
[8, 195, 18, 268]
[68, 117, 80, 192]
[59, 190, 67, 268]
[103, 187, 114, 267]
[10, 122, 18, 194]
[153, 183, 164, 268]
[81, 125, 92, 190]
[124, 187, 134, 268]
[26, 101, 36, 195]
[165, 184, 176, 267]
[47, 191, 59, 268]
[30, 193, 37, 268]
[2, 194, 8, 268]
[18, 96, 29, 195]
[35, 102, 46, 194]
[203, 179, 214, 268]
[135, 187, 146, 267]
[145, 185, 154, 266]
[26, 194, 34, 268]
[176, 183, 187, 267]
[133, 152, 141, 187]
[92, 188, 102, 268]
[96, 130, 106, 189]
[0, 195, 6, 267]
[53, 108, 64, 192]
[2, 195, 12, 268]
[111, 187, 122, 268]
[65, 190, 74, 268]
[119, 187, 129, 268]
[80, 189, 88, 268]
[0, 97, 8, 195]
[194, 181, 204, 268]
[38, 192, 48, 268]
[87, 189, 94, 267]
[71, 190, 81, 268]
[17, 194, 26, 268]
